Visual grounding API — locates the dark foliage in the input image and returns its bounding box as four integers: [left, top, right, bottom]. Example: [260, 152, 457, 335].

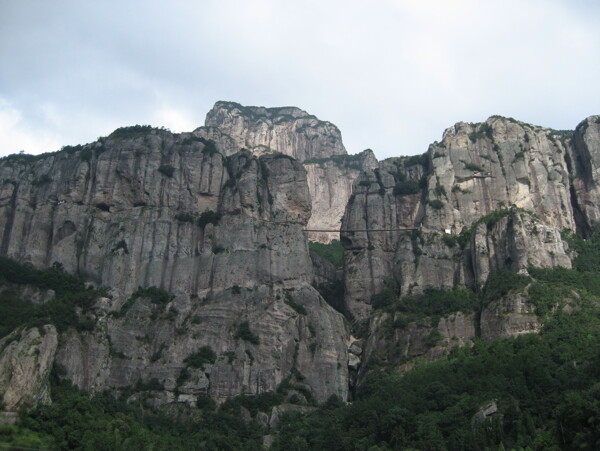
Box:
[463, 161, 484, 172]
[393, 179, 421, 196]
[274, 297, 600, 450]
[309, 240, 343, 269]
[428, 199, 444, 209]
[403, 153, 428, 167]
[8, 380, 264, 450]
[174, 212, 195, 223]
[199, 138, 219, 156]
[468, 123, 493, 143]
[235, 321, 260, 345]
[31, 174, 52, 186]
[373, 286, 480, 327]
[79, 148, 93, 162]
[443, 208, 528, 249]
[131, 286, 173, 306]
[284, 294, 307, 315]
[183, 346, 217, 370]
[0, 258, 103, 337]
[272, 226, 600, 450]
[109, 125, 155, 139]
[111, 239, 129, 254]
[197, 210, 221, 228]
[303, 153, 363, 171]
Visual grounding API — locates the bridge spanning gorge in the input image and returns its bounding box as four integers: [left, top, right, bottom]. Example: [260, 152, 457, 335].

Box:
[303, 228, 419, 233]
[258, 219, 420, 233]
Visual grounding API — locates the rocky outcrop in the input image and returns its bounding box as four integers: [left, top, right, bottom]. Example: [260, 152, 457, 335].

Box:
[427, 117, 576, 232]
[0, 325, 58, 410]
[568, 115, 600, 233]
[471, 211, 571, 288]
[357, 287, 542, 378]
[2, 106, 600, 412]
[205, 101, 346, 161]
[310, 251, 338, 288]
[341, 156, 433, 319]
[479, 290, 542, 340]
[191, 126, 239, 156]
[342, 116, 600, 320]
[205, 101, 374, 243]
[0, 127, 348, 406]
[304, 150, 378, 243]
[357, 310, 477, 380]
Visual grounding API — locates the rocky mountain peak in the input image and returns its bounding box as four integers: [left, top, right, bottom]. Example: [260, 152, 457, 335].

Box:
[341, 114, 600, 320]
[2, 104, 600, 441]
[205, 101, 347, 161]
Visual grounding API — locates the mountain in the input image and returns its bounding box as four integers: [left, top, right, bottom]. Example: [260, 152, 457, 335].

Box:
[1, 104, 600, 449]
[203, 101, 378, 243]
[338, 115, 600, 379]
[0, 125, 347, 410]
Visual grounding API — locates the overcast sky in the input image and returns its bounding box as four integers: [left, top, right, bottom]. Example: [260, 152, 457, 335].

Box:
[1, 0, 599, 160]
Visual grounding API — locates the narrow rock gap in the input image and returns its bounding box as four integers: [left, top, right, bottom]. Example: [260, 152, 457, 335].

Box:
[564, 149, 591, 238]
[0, 182, 18, 255]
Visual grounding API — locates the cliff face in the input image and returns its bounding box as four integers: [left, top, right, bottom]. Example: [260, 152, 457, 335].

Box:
[357, 286, 543, 382]
[0, 325, 57, 410]
[0, 129, 348, 406]
[0, 132, 314, 295]
[304, 150, 378, 242]
[204, 101, 373, 243]
[569, 115, 600, 231]
[341, 116, 600, 321]
[1, 106, 599, 413]
[205, 101, 346, 161]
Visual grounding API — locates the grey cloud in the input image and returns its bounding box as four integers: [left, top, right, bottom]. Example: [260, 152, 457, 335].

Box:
[0, 0, 599, 158]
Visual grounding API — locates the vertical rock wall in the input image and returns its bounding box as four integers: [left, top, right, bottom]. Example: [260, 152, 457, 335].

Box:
[0, 129, 348, 405]
[342, 116, 600, 320]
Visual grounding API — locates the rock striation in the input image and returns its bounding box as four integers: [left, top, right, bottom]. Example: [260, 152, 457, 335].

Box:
[205, 101, 347, 161]
[0, 127, 348, 407]
[0, 325, 57, 410]
[341, 116, 600, 320]
[304, 150, 378, 242]
[1, 106, 600, 413]
[204, 101, 375, 243]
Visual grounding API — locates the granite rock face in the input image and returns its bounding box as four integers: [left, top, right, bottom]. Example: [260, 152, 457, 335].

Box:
[2, 107, 600, 412]
[471, 212, 571, 288]
[205, 101, 375, 243]
[0, 128, 348, 406]
[569, 115, 600, 233]
[0, 325, 58, 411]
[205, 101, 346, 161]
[357, 286, 543, 379]
[304, 150, 378, 243]
[0, 135, 313, 296]
[342, 116, 600, 320]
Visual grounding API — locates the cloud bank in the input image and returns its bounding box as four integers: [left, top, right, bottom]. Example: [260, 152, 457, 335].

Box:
[1, 0, 599, 159]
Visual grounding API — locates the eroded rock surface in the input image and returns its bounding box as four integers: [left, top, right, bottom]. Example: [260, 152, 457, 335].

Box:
[304, 150, 378, 243]
[205, 101, 346, 161]
[2, 109, 600, 411]
[342, 116, 600, 320]
[0, 325, 57, 411]
[0, 128, 348, 406]
[204, 101, 375, 243]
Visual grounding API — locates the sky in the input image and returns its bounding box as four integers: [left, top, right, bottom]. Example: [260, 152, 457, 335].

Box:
[1, 0, 599, 160]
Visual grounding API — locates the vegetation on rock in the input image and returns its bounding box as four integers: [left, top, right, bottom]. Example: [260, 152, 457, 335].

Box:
[272, 229, 600, 449]
[0, 258, 106, 337]
[309, 240, 344, 269]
